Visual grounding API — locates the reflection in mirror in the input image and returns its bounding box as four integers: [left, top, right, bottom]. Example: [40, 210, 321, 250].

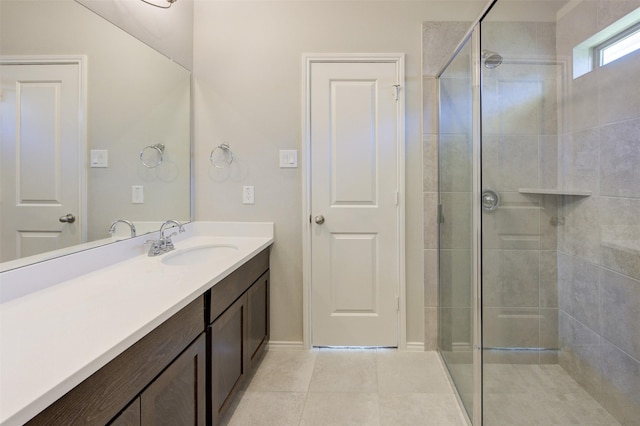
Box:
[0, 0, 191, 271]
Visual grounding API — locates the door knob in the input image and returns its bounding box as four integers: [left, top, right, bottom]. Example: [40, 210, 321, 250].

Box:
[59, 213, 76, 223]
[314, 215, 325, 225]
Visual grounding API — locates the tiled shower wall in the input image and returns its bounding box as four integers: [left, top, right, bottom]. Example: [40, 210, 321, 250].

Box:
[480, 21, 561, 364]
[422, 22, 472, 350]
[556, 1, 640, 423]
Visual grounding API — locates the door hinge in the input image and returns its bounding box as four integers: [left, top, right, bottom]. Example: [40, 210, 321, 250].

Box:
[397, 296, 400, 312]
[392, 84, 401, 101]
[395, 191, 399, 206]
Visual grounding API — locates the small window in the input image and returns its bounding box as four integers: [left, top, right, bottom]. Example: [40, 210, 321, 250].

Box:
[596, 23, 640, 66]
[573, 6, 640, 78]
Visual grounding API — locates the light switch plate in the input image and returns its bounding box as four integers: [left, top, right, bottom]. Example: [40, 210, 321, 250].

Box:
[279, 150, 298, 168]
[90, 150, 108, 168]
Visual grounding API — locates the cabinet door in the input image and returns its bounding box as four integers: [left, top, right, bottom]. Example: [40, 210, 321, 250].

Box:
[141, 333, 206, 426]
[210, 294, 248, 424]
[109, 397, 141, 426]
[247, 271, 269, 367]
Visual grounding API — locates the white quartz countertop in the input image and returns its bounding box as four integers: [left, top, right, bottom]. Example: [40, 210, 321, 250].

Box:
[0, 222, 274, 426]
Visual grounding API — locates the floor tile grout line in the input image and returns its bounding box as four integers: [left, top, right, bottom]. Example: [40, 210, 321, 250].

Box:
[297, 348, 319, 426]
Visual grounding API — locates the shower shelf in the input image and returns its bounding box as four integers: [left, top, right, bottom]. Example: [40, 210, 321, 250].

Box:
[518, 188, 592, 196]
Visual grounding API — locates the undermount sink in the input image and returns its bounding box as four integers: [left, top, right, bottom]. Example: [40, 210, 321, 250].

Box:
[161, 244, 239, 266]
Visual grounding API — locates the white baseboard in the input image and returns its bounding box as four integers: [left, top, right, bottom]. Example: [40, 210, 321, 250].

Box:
[405, 341, 426, 352]
[267, 340, 306, 351]
[452, 342, 472, 352]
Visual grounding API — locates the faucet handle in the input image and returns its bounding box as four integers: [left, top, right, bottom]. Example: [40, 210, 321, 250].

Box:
[163, 232, 178, 251]
[145, 239, 162, 256]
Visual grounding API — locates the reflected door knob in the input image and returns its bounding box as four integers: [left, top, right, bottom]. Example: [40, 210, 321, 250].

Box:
[314, 215, 325, 225]
[59, 213, 76, 223]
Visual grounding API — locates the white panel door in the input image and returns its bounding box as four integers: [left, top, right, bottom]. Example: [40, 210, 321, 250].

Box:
[310, 60, 401, 347]
[0, 63, 82, 262]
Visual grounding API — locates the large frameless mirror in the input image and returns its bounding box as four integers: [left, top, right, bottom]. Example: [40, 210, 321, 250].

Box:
[0, 0, 192, 271]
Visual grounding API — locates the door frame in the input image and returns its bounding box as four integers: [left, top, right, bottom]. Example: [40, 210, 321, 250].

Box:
[1, 55, 88, 245]
[301, 53, 406, 349]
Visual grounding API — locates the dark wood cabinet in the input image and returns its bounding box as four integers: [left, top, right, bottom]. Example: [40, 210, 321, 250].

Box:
[141, 333, 206, 425]
[109, 398, 140, 426]
[28, 296, 204, 426]
[247, 271, 269, 368]
[109, 334, 206, 426]
[208, 248, 270, 425]
[26, 247, 270, 426]
[210, 294, 247, 424]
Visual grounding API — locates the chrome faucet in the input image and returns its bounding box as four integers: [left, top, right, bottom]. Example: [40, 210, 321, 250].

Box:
[108, 219, 136, 237]
[146, 220, 185, 256]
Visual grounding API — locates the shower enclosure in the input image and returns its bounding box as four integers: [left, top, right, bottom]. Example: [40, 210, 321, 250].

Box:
[436, 0, 640, 424]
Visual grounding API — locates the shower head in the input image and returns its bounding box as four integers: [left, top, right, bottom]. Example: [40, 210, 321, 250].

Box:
[482, 50, 503, 69]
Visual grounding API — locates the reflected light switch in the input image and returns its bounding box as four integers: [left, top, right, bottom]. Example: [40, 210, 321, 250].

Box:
[279, 150, 298, 168]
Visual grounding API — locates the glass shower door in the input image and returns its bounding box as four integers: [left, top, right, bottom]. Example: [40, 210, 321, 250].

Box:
[479, 5, 566, 424]
[437, 35, 475, 420]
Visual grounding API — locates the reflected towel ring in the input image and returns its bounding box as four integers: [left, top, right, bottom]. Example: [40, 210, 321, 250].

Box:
[210, 144, 234, 168]
[140, 144, 165, 168]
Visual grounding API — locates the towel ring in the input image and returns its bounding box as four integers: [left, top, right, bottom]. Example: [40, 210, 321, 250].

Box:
[140, 144, 165, 168]
[210, 144, 234, 169]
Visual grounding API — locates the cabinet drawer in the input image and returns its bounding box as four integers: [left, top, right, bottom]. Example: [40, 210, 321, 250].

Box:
[208, 248, 269, 323]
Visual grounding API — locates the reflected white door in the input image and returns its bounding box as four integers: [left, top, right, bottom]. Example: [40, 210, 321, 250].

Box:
[310, 59, 403, 347]
[0, 62, 82, 262]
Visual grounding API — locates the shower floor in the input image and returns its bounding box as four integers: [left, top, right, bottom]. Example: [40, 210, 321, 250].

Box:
[442, 355, 619, 425]
[483, 364, 620, 425]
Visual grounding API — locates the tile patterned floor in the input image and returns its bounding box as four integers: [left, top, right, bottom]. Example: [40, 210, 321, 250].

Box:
[221, 348, 467, 426]
[221, 349, 621, 425]
[483, 364, 621, 425]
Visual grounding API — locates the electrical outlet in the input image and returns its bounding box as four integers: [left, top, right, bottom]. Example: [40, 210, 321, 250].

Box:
[132, 185, 144, 204]
[242, 186, 255, 204]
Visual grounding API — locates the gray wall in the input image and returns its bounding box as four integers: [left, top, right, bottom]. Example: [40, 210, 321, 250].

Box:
[556, 1, 640, 423]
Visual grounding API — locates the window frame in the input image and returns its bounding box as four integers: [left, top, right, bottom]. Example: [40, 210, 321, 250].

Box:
[594, 21, 640, 67]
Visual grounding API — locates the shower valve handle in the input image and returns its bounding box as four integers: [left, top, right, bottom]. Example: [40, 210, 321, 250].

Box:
[481, 189, 500, 212]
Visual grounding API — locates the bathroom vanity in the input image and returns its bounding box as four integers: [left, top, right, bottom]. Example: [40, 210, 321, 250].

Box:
[209, 248, 270, 425]
[0, 222, 273, 426]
